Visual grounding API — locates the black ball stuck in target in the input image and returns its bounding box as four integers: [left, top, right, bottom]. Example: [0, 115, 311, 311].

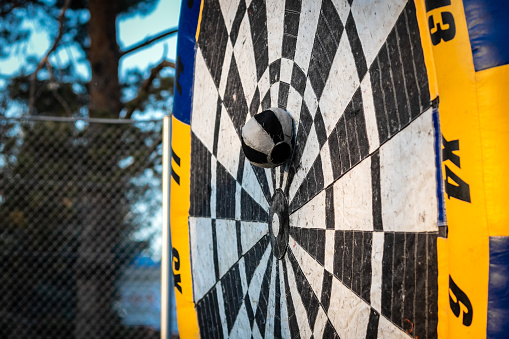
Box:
[241, 107, 294, 168]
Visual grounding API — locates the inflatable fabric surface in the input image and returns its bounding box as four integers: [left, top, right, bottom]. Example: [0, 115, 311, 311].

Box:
[169, 0, 509, 338]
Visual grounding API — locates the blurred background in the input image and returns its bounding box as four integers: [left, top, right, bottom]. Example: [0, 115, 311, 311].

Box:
[0, 0, 180, 337]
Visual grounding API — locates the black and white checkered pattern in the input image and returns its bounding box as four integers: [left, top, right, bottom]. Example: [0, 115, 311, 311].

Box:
[189, 0, 438, 338]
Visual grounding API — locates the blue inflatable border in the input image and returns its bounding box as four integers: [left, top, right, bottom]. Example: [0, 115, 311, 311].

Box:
[433, 108, 446, 225]
[173, 0, 201, 125]
[463, 0, 509, 72]
[488, 236, 509, 338]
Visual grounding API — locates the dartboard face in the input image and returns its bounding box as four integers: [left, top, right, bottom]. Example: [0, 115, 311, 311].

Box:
[187, 0, 440, 337]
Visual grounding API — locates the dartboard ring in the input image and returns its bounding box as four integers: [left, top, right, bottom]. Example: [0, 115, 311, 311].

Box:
[187, 0, 441, 338]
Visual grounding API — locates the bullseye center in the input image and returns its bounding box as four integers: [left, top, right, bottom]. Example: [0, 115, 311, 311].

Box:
[272, 213, 280, 237]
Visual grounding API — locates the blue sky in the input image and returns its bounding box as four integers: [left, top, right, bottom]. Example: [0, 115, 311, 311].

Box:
[118, 0, 182, 76]
[0, 0, 183, 255]
[0, 0, 182, 88]
[116, 0, 182, 254]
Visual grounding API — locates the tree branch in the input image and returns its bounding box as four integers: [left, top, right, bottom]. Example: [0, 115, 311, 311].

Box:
[28, 0, 70, 115]
[123, 135, 163, 174]
[120, 27, 178, 58]
[123, 59, 175, 119]
[46, 60, 73, 116]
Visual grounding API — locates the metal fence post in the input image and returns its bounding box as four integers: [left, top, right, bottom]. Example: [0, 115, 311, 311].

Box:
[161, 116, 172, 339]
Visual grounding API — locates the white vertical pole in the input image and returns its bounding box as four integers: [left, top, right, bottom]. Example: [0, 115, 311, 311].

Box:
[161, 116, 172, 339]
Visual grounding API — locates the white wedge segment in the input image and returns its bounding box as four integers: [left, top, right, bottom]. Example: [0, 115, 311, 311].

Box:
[319, 35, 360, 137]
[230, 303, 252, 339]
[219, 40, 234, 98]
[192, 49, 220, 153]
[370, 231, 384, 314]
[378, 315, 413, 338]
[289, 189, 326, 229]
[333, 157, 373, 231]
[189, 217, 216, 301]
[280, 58, 294, 84]
[241, 221, 269, 255]
[217, 105, 242, 178]
[320, 141, 335, 188]
[313, 308, 329, 339]
[328, 276, 371, 338]
[242, 163, 270, 210]
[284, 256, 313, 338]
[264, 259, 278, 338]
[266, 0, 285, 64]
[289, 126, 320, 201]
[216, 219, 239, 278]
[324, 230, 335, 274]
[234, 15, 259, 108]
[380, 109, 438, 232]
[293, 0, 322, 73]
[248, 244, 272, 310]
[216, 282, 229, 337]
[219, 0, 240, 32]
[360, 72, 380, 153]
[350, 0, 407, 67]
[289, 235, 324, 299]
[211, 159, 217, 218]
[258, 67, 271, 105]
[279, 263, 292, 339]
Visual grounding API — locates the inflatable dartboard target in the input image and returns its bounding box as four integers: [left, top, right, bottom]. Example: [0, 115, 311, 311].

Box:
[169, 0, 509, 338]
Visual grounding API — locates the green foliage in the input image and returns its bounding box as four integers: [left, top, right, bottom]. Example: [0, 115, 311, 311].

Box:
[54, 0, 159, 17]
[0, 119, 163, 338]
[0, 1, 46, 58]
[0, 0, 169, 337]
[8, 75, 86, 117]
[122, 68, 175, 114]
[0, 0, 173, 118]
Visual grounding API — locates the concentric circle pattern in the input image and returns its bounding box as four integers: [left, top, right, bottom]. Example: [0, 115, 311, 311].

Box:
[188, 0, 441, 338]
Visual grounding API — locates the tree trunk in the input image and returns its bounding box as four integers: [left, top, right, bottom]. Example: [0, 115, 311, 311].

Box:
[76, 189, 122, 339]
[88, 0, 121, 119]
[75, 1, 121, 338]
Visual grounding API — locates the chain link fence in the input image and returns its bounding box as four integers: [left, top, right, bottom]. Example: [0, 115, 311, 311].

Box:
[0, 116, 164, 339]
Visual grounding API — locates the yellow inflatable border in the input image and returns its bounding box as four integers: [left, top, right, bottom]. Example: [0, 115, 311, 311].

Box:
[170, 115, 200, 338]
[418, 0, 509, 337]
